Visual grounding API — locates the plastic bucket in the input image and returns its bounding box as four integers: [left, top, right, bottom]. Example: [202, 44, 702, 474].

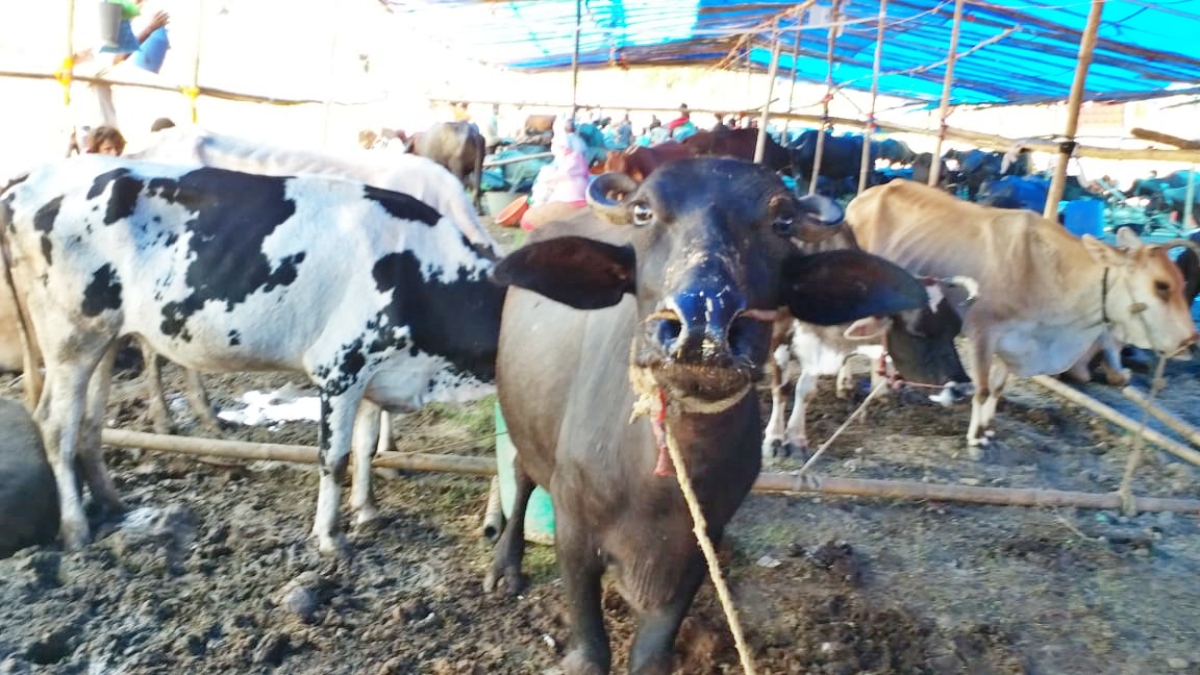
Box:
[1063, 199, 1106, 238]
[131, 27, 170, 73]
[97, 2, 124, 49]
[494, 401, 554, 545]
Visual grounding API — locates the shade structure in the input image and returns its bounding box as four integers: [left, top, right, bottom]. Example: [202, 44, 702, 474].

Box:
[381, 0, 1200, 107]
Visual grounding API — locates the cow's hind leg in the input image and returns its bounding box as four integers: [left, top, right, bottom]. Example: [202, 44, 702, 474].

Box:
[350, 399, 382, 526]
[966, 329, 998, 456]
[312, 387, 365, 555]
[484, 461, 535, 594]
[140, 338, 175, 434]
[78, 344, 123, 516]
[183, 368, 225, 431]
[37, 358, 102, 550]
[761, 343, 791, 459]
[628, 560, 706, 675]
[783, 370, 818, 459]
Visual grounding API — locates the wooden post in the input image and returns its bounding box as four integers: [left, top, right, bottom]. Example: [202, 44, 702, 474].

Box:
[320, 0, 340, 150]
[857, 0, 887, 195]
[187, 0, 206, 125]
[570, 0, 582, 121]
[808, 0, 840, 195]
[754, 23, 783, 164]
[928, 0, 964, 187]
[1043, 0, 1106, 221]
[1185, 165, 1196, 227]
[785, 8, 803, 115]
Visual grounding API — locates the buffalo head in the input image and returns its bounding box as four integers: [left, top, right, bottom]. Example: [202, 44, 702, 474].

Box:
[492, 158, 927, 404]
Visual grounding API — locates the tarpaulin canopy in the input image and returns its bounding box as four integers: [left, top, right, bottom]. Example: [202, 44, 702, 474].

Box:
[381, 0, 1200, 107]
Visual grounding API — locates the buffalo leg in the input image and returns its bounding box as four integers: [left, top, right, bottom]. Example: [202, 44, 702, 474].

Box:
[350, 399, 382, 526]
[312, 387, 365, 555]
[484, 462, 535, 594]
[140, 338, 174, 434]
[78, 344, 123, 516]
[627, 561, 706, 675]
[557, 513, 610, 675]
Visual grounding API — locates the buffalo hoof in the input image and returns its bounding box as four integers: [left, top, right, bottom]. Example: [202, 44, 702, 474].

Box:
[483, 561, 526, 596]
[562, 650, 607, 675]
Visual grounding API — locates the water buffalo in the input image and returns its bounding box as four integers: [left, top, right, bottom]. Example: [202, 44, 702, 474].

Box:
[486, 158, 927, 674]
[402, 121, 486, 214]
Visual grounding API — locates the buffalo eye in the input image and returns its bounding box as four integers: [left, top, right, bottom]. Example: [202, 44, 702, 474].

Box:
[631, 202, 653, 227]
[772, 215, 795, 237]
[1154, 280, 1171, 299]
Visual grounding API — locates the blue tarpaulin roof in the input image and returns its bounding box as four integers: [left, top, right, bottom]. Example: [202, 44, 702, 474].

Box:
[382, 1, 1200, 106]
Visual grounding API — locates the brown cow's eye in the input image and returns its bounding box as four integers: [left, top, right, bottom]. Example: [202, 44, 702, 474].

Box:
[632, 203, 653, 227]
[1154, 280, 1171, 298]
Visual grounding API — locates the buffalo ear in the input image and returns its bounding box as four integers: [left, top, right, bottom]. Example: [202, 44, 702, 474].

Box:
[491, 236, 636, 310]
[781, 250, 927, 326]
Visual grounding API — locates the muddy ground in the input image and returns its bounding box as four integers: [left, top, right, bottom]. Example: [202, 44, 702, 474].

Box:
[2, 344, 1199, 674]
[0, 220, 1198, 673]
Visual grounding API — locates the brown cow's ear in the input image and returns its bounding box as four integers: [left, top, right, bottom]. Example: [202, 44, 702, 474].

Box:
[1080, 235, 1131, 267]
[781, 250, 927, 326]
[491, 236, 636, 310]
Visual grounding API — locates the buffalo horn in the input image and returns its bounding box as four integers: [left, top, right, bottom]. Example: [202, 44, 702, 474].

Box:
[587, 172, 639, 223]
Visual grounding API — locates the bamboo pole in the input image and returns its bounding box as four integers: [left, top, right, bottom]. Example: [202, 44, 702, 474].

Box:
[785, 7, 803, 116]
[752, 473, 1200, 513]
[570, 0, 582, 121]
[808, 0, 839, 195]
[96, 428, 1200, 513]
[1043, 0, 1106, 221]
[1122, 386, 1200, 449]
[320, 0, 341, 150]
[188, 0, 205, 124]
[928, 0, 964, 187]
[1, 70, 348, 107]
[1030, 375, 1200, 467]
[754, 22, 783, 164]
[100, 428, 497, 475]
[1185, 165, 1196, 227]
[857, 0, 887, 195]
[1130, 127, 1200, 150]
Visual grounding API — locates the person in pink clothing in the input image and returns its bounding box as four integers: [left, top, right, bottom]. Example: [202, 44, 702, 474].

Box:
[519, 120, 592, 231]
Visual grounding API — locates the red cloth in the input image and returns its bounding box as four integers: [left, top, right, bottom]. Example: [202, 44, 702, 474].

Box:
[666, 115, 690, 131]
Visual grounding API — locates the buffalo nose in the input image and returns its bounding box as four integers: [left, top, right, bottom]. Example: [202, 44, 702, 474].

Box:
[654, 286, 747, 363]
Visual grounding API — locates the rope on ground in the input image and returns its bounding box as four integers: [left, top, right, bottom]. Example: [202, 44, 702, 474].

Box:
[796, 379, 887, 476]
[664, 429, 757, 675]
[1117, 351, 1170, 515]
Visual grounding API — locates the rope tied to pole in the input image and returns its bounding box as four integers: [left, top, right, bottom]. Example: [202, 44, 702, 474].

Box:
[54, 56, 74, 105]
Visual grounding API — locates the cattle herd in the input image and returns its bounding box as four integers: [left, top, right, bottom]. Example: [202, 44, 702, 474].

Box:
[1, 122, 1199, 674]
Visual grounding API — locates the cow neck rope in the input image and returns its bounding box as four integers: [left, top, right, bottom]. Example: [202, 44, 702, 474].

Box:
[627, 365, 758, 675]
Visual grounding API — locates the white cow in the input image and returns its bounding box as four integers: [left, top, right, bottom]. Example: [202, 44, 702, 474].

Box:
[123, 127, 502, 434]
[0, 155, 506, 553]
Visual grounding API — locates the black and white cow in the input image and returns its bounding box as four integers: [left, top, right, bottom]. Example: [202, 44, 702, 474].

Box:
[0, 155, 504, 552]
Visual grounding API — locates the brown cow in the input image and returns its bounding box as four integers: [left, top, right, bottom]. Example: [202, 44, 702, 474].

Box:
[402, 121, 486, 214]
[602, 141, 695, 182]
[847, 180, 1200, 453]
[682, 127, 794, 174]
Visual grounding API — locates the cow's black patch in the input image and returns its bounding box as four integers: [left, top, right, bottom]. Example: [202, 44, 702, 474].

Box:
[227, 330, 241, 346]
[370, 251, 504, 381]
[103, 174, 144, 225]
[363, 185, 441, 227]
[81, 264, 122, 316]
[86, 168, 132, 200]
[33, 196, 62, 264]
[151, 168, 299, 340]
